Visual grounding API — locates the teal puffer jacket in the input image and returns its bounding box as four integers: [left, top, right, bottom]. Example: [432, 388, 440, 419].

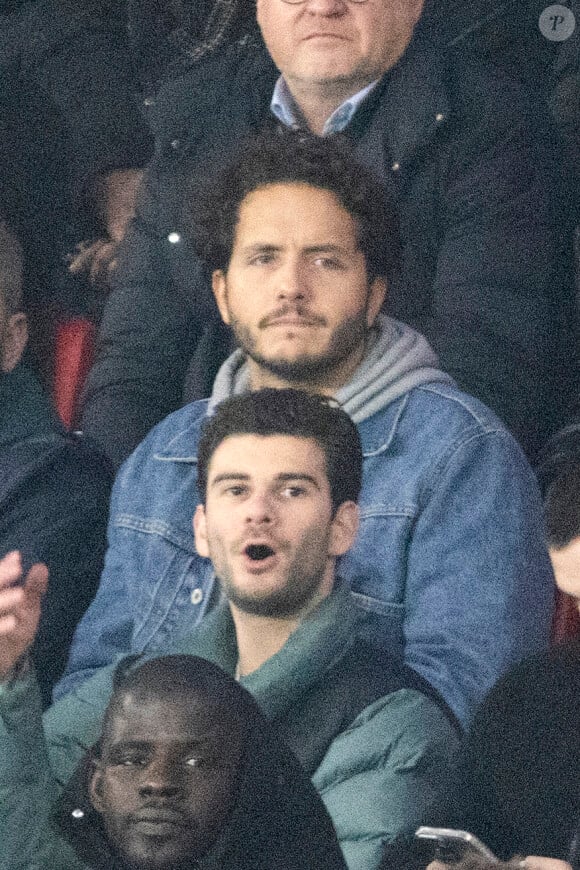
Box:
[0, 585, 459, 869]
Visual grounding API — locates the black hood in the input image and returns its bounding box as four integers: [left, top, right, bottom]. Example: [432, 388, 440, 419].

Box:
[54, 725, 347, 870]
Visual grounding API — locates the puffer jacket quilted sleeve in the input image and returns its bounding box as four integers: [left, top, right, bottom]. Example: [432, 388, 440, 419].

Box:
[0, 672, 90, 870]
[312, 689, 459, 870]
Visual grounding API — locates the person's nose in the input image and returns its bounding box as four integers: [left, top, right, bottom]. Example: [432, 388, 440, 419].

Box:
[276, 259, 308, 303]
[301, 0, 348, 16]
[244, 490, 274, 527]
[139, 756, 181, 798]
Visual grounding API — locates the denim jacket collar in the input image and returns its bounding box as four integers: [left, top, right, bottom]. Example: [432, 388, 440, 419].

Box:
[152, 396, 407, 464]
[153, 400, 210, 463]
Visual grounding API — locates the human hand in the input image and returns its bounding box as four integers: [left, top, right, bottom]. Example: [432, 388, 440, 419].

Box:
[67, 237, 119, 289]
[427, 856, 511, 870]
[0, 551, 48, 680]
[67, 168, 143, 290]
[427, 856, 499, 870]
[427, 857, 573, 870]
[522, 859, 573, 870]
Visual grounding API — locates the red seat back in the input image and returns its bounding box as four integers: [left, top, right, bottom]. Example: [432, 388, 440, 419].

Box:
[52, 317, 96, 429]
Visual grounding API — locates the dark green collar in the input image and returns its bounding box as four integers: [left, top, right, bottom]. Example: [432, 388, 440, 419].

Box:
[171, 581, 364, 722]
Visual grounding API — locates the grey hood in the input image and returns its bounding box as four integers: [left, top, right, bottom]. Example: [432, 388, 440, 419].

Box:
[209, 314, 454, 423]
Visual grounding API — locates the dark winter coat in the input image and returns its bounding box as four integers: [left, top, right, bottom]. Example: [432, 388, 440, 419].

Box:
[81, 27, 577, 467]
[0, 0, 152, 311]
[428, 640, 580, 860]
[0, 365, 112, 701]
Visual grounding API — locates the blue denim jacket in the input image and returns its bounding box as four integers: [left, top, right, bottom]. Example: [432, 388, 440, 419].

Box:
[56, 382, 554, 726]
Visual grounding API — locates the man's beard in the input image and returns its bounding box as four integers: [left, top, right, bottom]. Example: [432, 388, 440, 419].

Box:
[209, 527, 332, 619]
[221, 566, 325, 618]
[228, 309, 368, 385]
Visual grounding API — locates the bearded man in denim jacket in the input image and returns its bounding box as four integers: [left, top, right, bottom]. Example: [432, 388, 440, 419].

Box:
[57, 134, 554, 729]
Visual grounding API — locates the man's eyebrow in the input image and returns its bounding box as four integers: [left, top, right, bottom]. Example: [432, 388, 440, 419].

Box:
[210, 472, 321, 489]
[240, 243, 282, 255]
[108, 736, 218, 752]
[210, 472, 251, 487]
[276, 473, 321, 489]
[301, 243, 354, 256]
[240, 243, 355, 256]
[106, 739, 151, 755]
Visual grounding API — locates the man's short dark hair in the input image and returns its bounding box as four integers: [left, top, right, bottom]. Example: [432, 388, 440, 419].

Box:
[536, 425, 580, 548]
[0, 218, 23, 316]
[190, 130, 400, 281]
[196, 388, 363, 513]
[98, 654, 264, 753]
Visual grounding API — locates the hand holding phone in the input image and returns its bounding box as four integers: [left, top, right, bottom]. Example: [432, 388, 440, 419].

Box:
[415, 826, 499, 865]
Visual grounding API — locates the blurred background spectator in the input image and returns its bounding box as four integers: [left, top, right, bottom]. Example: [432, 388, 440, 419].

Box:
[127, 0, 258, 96]
[0, 0, 152, 379]
[538, 423, 580, 615]
[0, 218, 112, 705]
[380, 417, 580, 869]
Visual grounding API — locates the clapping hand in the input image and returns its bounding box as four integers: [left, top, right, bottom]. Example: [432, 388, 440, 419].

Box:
[0, 551, 48, 681]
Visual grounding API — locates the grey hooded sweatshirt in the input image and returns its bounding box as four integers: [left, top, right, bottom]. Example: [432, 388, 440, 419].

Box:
[209, 313, 454, 420]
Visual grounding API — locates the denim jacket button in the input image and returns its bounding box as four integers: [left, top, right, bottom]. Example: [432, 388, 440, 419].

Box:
[190, 588, 204, 605]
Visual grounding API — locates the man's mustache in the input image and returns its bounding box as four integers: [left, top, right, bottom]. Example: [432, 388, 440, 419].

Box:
[259, 305, 327, 329]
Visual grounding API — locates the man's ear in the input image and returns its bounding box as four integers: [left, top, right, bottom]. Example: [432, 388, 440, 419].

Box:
[366, 277, 387, 328]
[328, 501, 359, 558]
[1, 312, 27, 372]
[211, 270, 231, 325]
[88, 761, 105, 814]
[193, 503, 210, 558]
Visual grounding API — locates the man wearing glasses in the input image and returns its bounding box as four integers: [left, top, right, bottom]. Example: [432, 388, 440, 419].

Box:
[81, 0, 575, 470]
[262, 0, 424, 135]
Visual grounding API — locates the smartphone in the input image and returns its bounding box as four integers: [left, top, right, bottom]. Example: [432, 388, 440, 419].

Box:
[415, 826, 499, 864]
